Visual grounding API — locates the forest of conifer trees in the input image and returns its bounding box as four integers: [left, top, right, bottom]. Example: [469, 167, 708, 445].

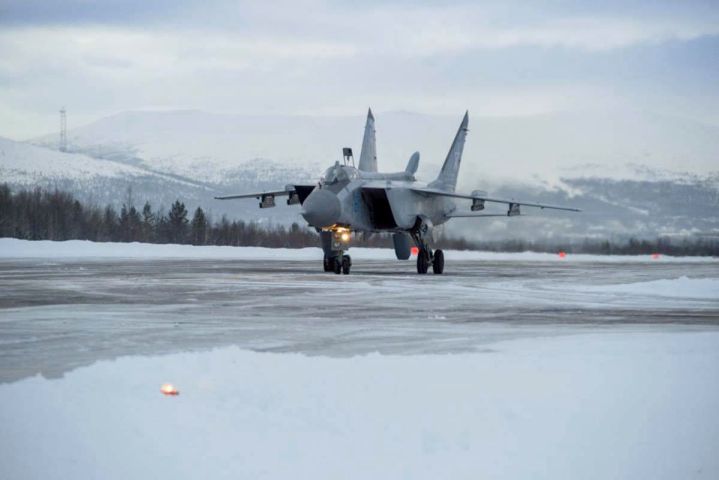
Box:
[0, 184, 320, 248]
[0, 184, 716, 255]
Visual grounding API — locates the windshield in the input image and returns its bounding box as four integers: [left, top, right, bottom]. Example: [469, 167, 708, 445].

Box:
[320, 164, 357, 187]
[321, 165, 342, 185]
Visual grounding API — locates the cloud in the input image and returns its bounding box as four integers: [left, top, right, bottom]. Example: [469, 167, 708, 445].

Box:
[2, 1, 718, 53]
[0, 0, 191, 26]
[0, 0, 717, 139]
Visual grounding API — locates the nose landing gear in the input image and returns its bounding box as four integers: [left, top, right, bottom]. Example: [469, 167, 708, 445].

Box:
[320, 229, 352, 275]
[323, 253, 351, 274]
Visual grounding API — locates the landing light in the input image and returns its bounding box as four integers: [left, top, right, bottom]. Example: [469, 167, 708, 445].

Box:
[340, 232, 350, 242]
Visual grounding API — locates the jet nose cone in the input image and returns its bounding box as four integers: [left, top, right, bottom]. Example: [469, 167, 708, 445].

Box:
[301, 189, 341, 228]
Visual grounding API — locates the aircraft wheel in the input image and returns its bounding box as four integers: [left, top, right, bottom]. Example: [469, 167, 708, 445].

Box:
[342, 255, 351, 275]
[333, 256, 342, 274]
[433, 249, 444, 274]
[417, 249, 429, 274]
[323, 256, 332, 272]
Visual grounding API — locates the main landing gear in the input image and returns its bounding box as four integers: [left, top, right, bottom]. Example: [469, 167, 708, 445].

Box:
[411, 218, 444, 275]
[415, 247, 444, 274]
[323, 253, 351, 275]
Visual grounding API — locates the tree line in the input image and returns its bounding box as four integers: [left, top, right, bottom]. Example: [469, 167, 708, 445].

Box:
[434, 235, 719, 257]
[0, 184, 318, 247]
[0, 184, 716, 255]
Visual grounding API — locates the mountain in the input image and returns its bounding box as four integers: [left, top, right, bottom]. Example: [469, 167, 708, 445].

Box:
[0, 136, 311, 224]
[30, 108, 719, 184]
[0, 136, 158, 185]
[449, 174, 719, 241]
[3, 109, 717, 240]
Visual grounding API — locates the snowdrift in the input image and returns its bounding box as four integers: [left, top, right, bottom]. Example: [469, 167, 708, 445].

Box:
[1, 238, 717, 263]
[1, 332, 718, 480]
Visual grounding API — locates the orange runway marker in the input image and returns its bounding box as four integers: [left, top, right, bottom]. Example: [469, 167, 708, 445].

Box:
[160, 383, 179, 396]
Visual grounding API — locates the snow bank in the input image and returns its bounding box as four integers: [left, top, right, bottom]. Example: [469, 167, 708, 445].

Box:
[1, 332, 718, 480]
[0, 238, 329, 260]
[1, 238, 716, 262]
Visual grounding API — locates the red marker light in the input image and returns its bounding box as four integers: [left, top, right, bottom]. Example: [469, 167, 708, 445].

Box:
[161, 383, 179, 396]
[411, 247, 419, 256]
[652, 253, 660, 260]
[558, 251, 566, 258]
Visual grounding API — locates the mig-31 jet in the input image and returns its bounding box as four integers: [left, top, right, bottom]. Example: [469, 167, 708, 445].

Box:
[216, 109, 580, 275]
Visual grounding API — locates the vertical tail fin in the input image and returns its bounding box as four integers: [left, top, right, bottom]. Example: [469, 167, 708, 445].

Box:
[405, 151, 419, 175]
[358, 108, 377, 172]
[429, 111, 469, 192]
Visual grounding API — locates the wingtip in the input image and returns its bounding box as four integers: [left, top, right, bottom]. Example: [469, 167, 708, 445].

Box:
[367, 107, 374, 120]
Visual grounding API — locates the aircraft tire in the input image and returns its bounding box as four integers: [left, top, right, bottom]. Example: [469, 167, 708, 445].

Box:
[333, 256, 342, 274]
[433, 249, 444, 274]
[342, 255, 351, 275]
[417, 249, 429, 274]
[323, 256, 332, 272]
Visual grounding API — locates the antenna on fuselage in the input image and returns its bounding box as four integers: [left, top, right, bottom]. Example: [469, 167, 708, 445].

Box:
[342, 147, 355, 167]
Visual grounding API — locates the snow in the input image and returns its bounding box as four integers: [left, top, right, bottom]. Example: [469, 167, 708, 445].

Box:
[1, 238, 717, 263]
[0, 136, 152, 184]
[30, 109, 719, 183]
[575, 276, 719, 300]
[1, 332, 718, 480]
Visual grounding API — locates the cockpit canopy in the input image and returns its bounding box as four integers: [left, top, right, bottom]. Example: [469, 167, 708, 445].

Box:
[320, 163, 358, 189]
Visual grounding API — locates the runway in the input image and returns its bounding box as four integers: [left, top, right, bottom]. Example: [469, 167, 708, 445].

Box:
[1, 255, 717, 383]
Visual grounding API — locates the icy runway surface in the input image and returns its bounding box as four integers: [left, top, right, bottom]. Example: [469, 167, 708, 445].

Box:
[0, 242, 717, 383]
[1, 241, 719, 479]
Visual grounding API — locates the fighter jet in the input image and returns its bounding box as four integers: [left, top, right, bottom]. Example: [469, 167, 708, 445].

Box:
[216, 109, 580, 274]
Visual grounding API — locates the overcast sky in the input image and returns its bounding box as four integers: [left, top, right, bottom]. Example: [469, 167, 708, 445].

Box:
[1, 0, 718, 139]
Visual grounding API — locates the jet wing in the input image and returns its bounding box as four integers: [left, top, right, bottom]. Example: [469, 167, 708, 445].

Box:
[409, 187, 581, 213]
[215, 185, 316, 208]
[215, 189, 292, 200]
[447, 213, 519, 218]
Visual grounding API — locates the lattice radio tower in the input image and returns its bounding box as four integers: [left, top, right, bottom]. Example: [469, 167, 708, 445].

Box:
[59, 107, 67, 152]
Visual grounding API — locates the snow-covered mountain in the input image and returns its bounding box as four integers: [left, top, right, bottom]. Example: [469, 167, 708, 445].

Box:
[30, 108, 719, 185]
[0, 136, 160, 185]
[0, 134, 312, 223]
[4, 109, 717, 239]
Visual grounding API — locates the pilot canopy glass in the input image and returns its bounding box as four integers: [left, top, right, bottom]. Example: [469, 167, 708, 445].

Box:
[320, 164, 358, 191]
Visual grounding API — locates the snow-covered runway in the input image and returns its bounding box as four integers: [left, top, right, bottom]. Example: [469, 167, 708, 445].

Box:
[1, 240, 717, 383]
[2, 332, 718, 480]
[1, 240, 718, 479]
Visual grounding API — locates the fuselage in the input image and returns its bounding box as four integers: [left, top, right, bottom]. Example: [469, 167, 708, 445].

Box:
[301, 163, 455, 233]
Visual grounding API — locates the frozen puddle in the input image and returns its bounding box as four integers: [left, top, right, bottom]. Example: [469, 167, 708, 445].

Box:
[2, 331, 718, 480]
